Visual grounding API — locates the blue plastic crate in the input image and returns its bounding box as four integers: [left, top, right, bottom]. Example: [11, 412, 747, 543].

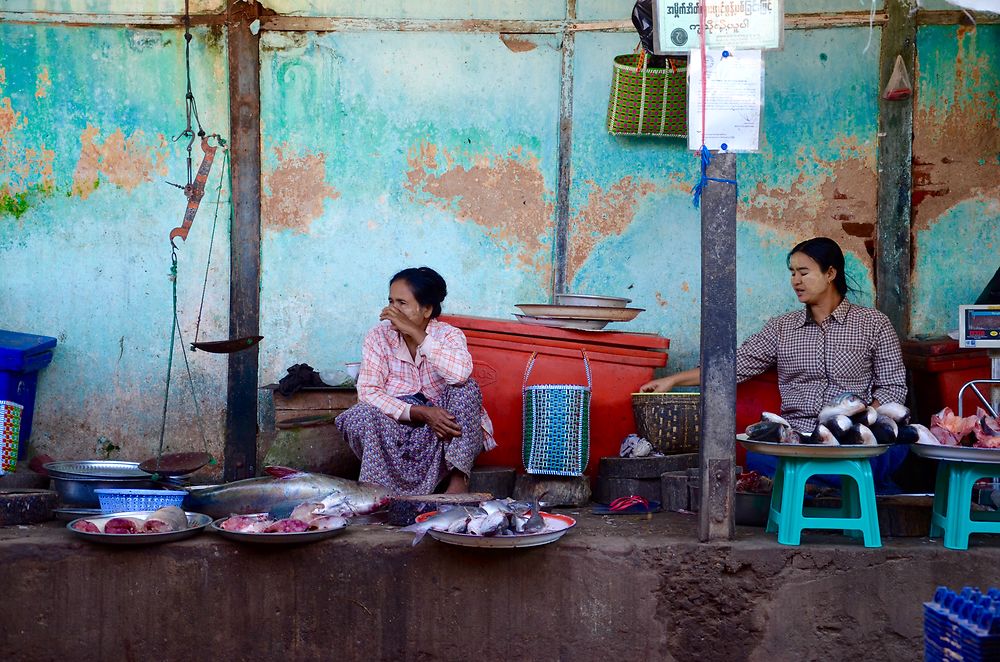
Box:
[0, 329, 57, 460]
[925, 587, 1000, 662]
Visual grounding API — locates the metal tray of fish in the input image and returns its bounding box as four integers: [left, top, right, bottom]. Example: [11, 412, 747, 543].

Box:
[910, 444, 1000, 464]
[209, 515, 348, 544]
[737, 435, 890, 458]
[44, 460, 151, 479]
[66, 511, 212, 544]
[416, 511, 576, 548]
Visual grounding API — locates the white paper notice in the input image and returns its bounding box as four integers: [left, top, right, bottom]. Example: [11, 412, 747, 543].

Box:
[687, 50, 762, 152]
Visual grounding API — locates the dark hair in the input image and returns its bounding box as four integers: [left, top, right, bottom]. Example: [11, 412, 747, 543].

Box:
[390, 267, 448, 318]
[787, 237, 851, 297]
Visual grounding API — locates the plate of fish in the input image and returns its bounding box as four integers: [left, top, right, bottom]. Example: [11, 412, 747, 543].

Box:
[402, 497, 575, 549]
[210, 506, 349, 544]
[737, 435, 891, 458]
[66, 507, 212, 544]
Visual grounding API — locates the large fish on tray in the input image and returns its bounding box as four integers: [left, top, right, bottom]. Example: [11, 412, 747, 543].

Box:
[183, 466, 392, 519]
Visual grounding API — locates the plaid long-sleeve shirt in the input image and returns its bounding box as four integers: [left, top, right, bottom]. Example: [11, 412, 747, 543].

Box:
[735, 299, 907, 433]
[357, 319, 496, 449]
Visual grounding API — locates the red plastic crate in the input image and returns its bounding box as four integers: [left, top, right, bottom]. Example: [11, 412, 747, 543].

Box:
[440, 315, 668, 477]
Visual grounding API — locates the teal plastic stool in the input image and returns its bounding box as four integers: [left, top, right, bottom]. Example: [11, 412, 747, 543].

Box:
[766, 456, 881, 547]
[930, 460, 1000, 550]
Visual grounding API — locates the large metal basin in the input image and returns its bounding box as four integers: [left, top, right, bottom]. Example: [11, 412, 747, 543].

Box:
[50, 476, 156, 507]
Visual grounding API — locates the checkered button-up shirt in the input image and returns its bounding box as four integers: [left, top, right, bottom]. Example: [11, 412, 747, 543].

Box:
[357, 319, 496, 448]
[735, 299, 907, 433]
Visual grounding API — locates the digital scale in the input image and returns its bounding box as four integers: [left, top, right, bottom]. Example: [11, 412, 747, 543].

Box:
[956, 272, 1000, 417]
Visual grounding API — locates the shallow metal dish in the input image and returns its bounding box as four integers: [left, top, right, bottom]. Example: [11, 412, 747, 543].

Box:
[416, 511, 575, 548]
[210, 514, 348, 544]
[50, 475, 156, 507]
[554, 293, 631, 308]
[516, 304, 643, 322]
[66, 511, 212, 545]
[513, 314, 609, 331]
[910, 444, 1000, 464]
[738, 435, 890, 458]
[44, 460, 150, 479]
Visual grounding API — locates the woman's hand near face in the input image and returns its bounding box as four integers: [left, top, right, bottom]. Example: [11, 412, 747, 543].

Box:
[410, 405, 463, 440]
[380, 305, 428, 344]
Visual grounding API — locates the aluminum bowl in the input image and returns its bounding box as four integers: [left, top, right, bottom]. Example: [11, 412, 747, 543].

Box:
[49, 475, 156, 507]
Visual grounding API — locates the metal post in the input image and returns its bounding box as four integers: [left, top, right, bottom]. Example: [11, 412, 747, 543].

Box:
[224, 1, 263, 481]
[698, 151, 737, 541]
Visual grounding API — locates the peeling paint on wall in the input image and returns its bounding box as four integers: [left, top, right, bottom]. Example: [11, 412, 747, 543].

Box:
[405, 140, 555, 271]
[912, 25, 1000, 232]
[567, 176, 656, 279]
[0, 69, 56, 217]
[262, 144, 340, 234]
[72, 125, 169, 199]
[910, 24, 1000, 337]
[742, 140, 877, 266]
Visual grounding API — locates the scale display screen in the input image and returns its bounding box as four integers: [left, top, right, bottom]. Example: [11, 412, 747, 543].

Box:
[959, 305, 1000, 348]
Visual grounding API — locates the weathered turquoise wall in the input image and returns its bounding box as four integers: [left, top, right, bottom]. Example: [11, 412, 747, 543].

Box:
[257, 30, 560, 382]
[0, 2, 997, 461]
[911, 24, 1000, 337]
[0, 21, 230, 460]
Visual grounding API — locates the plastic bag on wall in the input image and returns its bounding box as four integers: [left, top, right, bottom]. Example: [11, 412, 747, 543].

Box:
[632, 0, 666, 67]
[883, 55, 912, 100]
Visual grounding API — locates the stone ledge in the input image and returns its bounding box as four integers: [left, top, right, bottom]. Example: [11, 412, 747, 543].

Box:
[2, 513, 998, 661]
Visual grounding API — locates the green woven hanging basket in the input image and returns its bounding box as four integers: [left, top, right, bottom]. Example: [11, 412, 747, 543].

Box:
[606, 53, 688, 137]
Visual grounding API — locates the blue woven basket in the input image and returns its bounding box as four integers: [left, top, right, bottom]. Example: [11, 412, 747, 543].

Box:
[93, 489, 186, 514]
[521, 350, 592, 476]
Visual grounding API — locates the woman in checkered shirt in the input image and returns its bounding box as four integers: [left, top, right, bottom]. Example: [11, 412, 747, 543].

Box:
[640, 237, 907, 433]
[335, 267, 495, 496]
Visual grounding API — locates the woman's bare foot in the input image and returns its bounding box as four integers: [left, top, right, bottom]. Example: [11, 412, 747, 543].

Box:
[443, 471, 469, 494]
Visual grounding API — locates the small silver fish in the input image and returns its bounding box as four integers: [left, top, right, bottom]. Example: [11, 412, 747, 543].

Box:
[400, 507, 478, 546]
[523, 492, 547, 534]
[467, 511, 507, 536]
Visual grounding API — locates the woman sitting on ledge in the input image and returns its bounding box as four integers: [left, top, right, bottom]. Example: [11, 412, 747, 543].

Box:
[335, 267, 495, 495]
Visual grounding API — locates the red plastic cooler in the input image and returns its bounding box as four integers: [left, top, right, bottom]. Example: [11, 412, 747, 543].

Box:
[440, 315, 669, 477]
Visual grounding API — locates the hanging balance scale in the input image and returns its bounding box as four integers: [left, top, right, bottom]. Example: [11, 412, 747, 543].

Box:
[146, 4, 262, 478]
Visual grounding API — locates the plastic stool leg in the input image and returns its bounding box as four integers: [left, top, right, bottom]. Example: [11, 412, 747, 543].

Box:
[855, 461, 881, 548]
[942, 463, 973, 551]
[840, 475, 864, 538]
[929, 462, 949, 539]
[777, 459, 806, 546]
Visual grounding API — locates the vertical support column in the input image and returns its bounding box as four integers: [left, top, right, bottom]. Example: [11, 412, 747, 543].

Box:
[225, 2, 263, 481]
[876, 0, 916, 336]
[698, 152, 737, 541]
[551, 0, 577, 298]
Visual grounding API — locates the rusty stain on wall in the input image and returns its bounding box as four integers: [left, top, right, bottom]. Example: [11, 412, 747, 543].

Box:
[912, 26, 1000, 232]
[567, 176, 656, 278]
[71, 125, 168, 199]
[742, 138, 877, 266]
[1, 76, 55, 214]
[262, 144, 340, 234]
[34, 66, 50, 98]
[405, 140, 554, 271]
[500, 34, 537, 52]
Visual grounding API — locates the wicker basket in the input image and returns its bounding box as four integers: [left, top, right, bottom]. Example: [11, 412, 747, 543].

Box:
[94, 489, 186, 514]
[522, 350, 592, 476]
[606, 53, 688, 137]
[631, 392, 700, 455]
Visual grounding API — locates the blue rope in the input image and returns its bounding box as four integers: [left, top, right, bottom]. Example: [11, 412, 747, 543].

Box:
[691, 145, 738, 208]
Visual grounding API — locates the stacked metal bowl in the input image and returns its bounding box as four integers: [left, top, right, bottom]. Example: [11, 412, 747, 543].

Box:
[515, 294, 644, 331]
[45, 460, 156, 508]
